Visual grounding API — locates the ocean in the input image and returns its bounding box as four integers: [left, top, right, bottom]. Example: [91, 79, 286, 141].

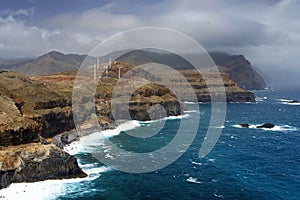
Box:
[1, 89, 299, 200]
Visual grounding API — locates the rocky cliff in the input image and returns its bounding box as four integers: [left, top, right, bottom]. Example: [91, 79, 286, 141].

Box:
[210, 53, 266, 90]
[0, 143, 86, 189]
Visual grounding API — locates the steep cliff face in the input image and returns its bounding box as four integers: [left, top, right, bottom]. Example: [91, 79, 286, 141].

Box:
[0, 143, 87, 189]
[211, 53, 266, 90]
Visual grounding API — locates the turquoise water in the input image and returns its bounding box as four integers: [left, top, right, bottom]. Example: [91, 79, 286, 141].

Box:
[1, 89, 299, 199]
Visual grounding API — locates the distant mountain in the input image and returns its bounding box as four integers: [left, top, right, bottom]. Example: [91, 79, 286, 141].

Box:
[117, 50, 266, 90]
[11, 51, 86, 76]
[4, 50, 266, 90]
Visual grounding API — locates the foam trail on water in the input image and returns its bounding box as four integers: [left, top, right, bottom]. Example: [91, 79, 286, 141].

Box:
[186, 177, 202, 184]
[140, 113, 190, 124]
[233, 124, 297, 132]
[184, 101, 198, 105]
[255, 96, 268, 102]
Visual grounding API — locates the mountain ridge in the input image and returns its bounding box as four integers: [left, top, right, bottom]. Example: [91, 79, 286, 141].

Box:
[1, 50, 266, 90]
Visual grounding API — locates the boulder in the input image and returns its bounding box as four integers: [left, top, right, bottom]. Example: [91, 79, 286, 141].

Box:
[256, 123, 275, 129]
[239, 123, 250, 128]
[289, 100, 299, 103]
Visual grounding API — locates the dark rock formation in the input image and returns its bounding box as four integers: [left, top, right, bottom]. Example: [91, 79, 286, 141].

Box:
[256, 123, 275, 129]
[289, 100, 299, 103]
[239, 123, 250, 128]
[194, 92, 255, 103]
[0, 143, 87, 189]
[226, 92, 255, 102]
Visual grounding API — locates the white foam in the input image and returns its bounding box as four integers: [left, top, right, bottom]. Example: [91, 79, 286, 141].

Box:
[64, 140, 85, 155]
[0, 162, 112, 200]
[83, 165, 113, 176]
[282, 102, 300, 106]
[211, 125, 225, 129]
[186, 177, 202, 184]
[276, 99, 291, 102]
[73, 120, 142, 151]
[184, 110, 200, 113]
[255, 96, 268, 101]
[115, 120, 141, 132]
[275, 99, 300, 105]
[183, 101, 198, 105]
[164, 114, 190, 120]
[0, 171, 98, 200]
[191, 161, 203, 166]
[140, 113, 190, 124]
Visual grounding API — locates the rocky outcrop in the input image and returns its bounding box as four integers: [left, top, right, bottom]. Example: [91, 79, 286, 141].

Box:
[0, 143, 87, 189]
[225, 92, 255, 102]
[256, 123, 275, 129]
[289, 100, 299, 104]
[239, 123, 250, 128]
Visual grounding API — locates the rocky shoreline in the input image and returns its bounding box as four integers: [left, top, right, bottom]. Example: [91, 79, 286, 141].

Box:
[0, 66, 256, 189]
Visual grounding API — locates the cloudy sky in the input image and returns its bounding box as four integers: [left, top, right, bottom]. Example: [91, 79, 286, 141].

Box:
[0, 0, 299, 87]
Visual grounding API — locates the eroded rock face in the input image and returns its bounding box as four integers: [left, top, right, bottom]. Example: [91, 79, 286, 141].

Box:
[0, 143, 87, 189]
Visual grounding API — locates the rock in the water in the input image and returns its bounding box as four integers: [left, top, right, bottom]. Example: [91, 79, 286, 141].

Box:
[239, 123, 250, 128]
[256, 123, 275, 129]
[289, 100, 299, 103]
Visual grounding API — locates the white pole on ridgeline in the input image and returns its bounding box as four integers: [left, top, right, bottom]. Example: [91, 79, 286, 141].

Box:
[118, 66, 123, 79]
[109, 57, 111, 69]
[93, 64, 96, 80]
[105, 65, 108, 79]
[97, 57, 99, 69]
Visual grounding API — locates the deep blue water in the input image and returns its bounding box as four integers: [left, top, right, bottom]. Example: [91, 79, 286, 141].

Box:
[47, 89, 300, 199]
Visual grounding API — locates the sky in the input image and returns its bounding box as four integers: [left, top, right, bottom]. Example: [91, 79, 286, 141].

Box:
[0, 0, 299, 87]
